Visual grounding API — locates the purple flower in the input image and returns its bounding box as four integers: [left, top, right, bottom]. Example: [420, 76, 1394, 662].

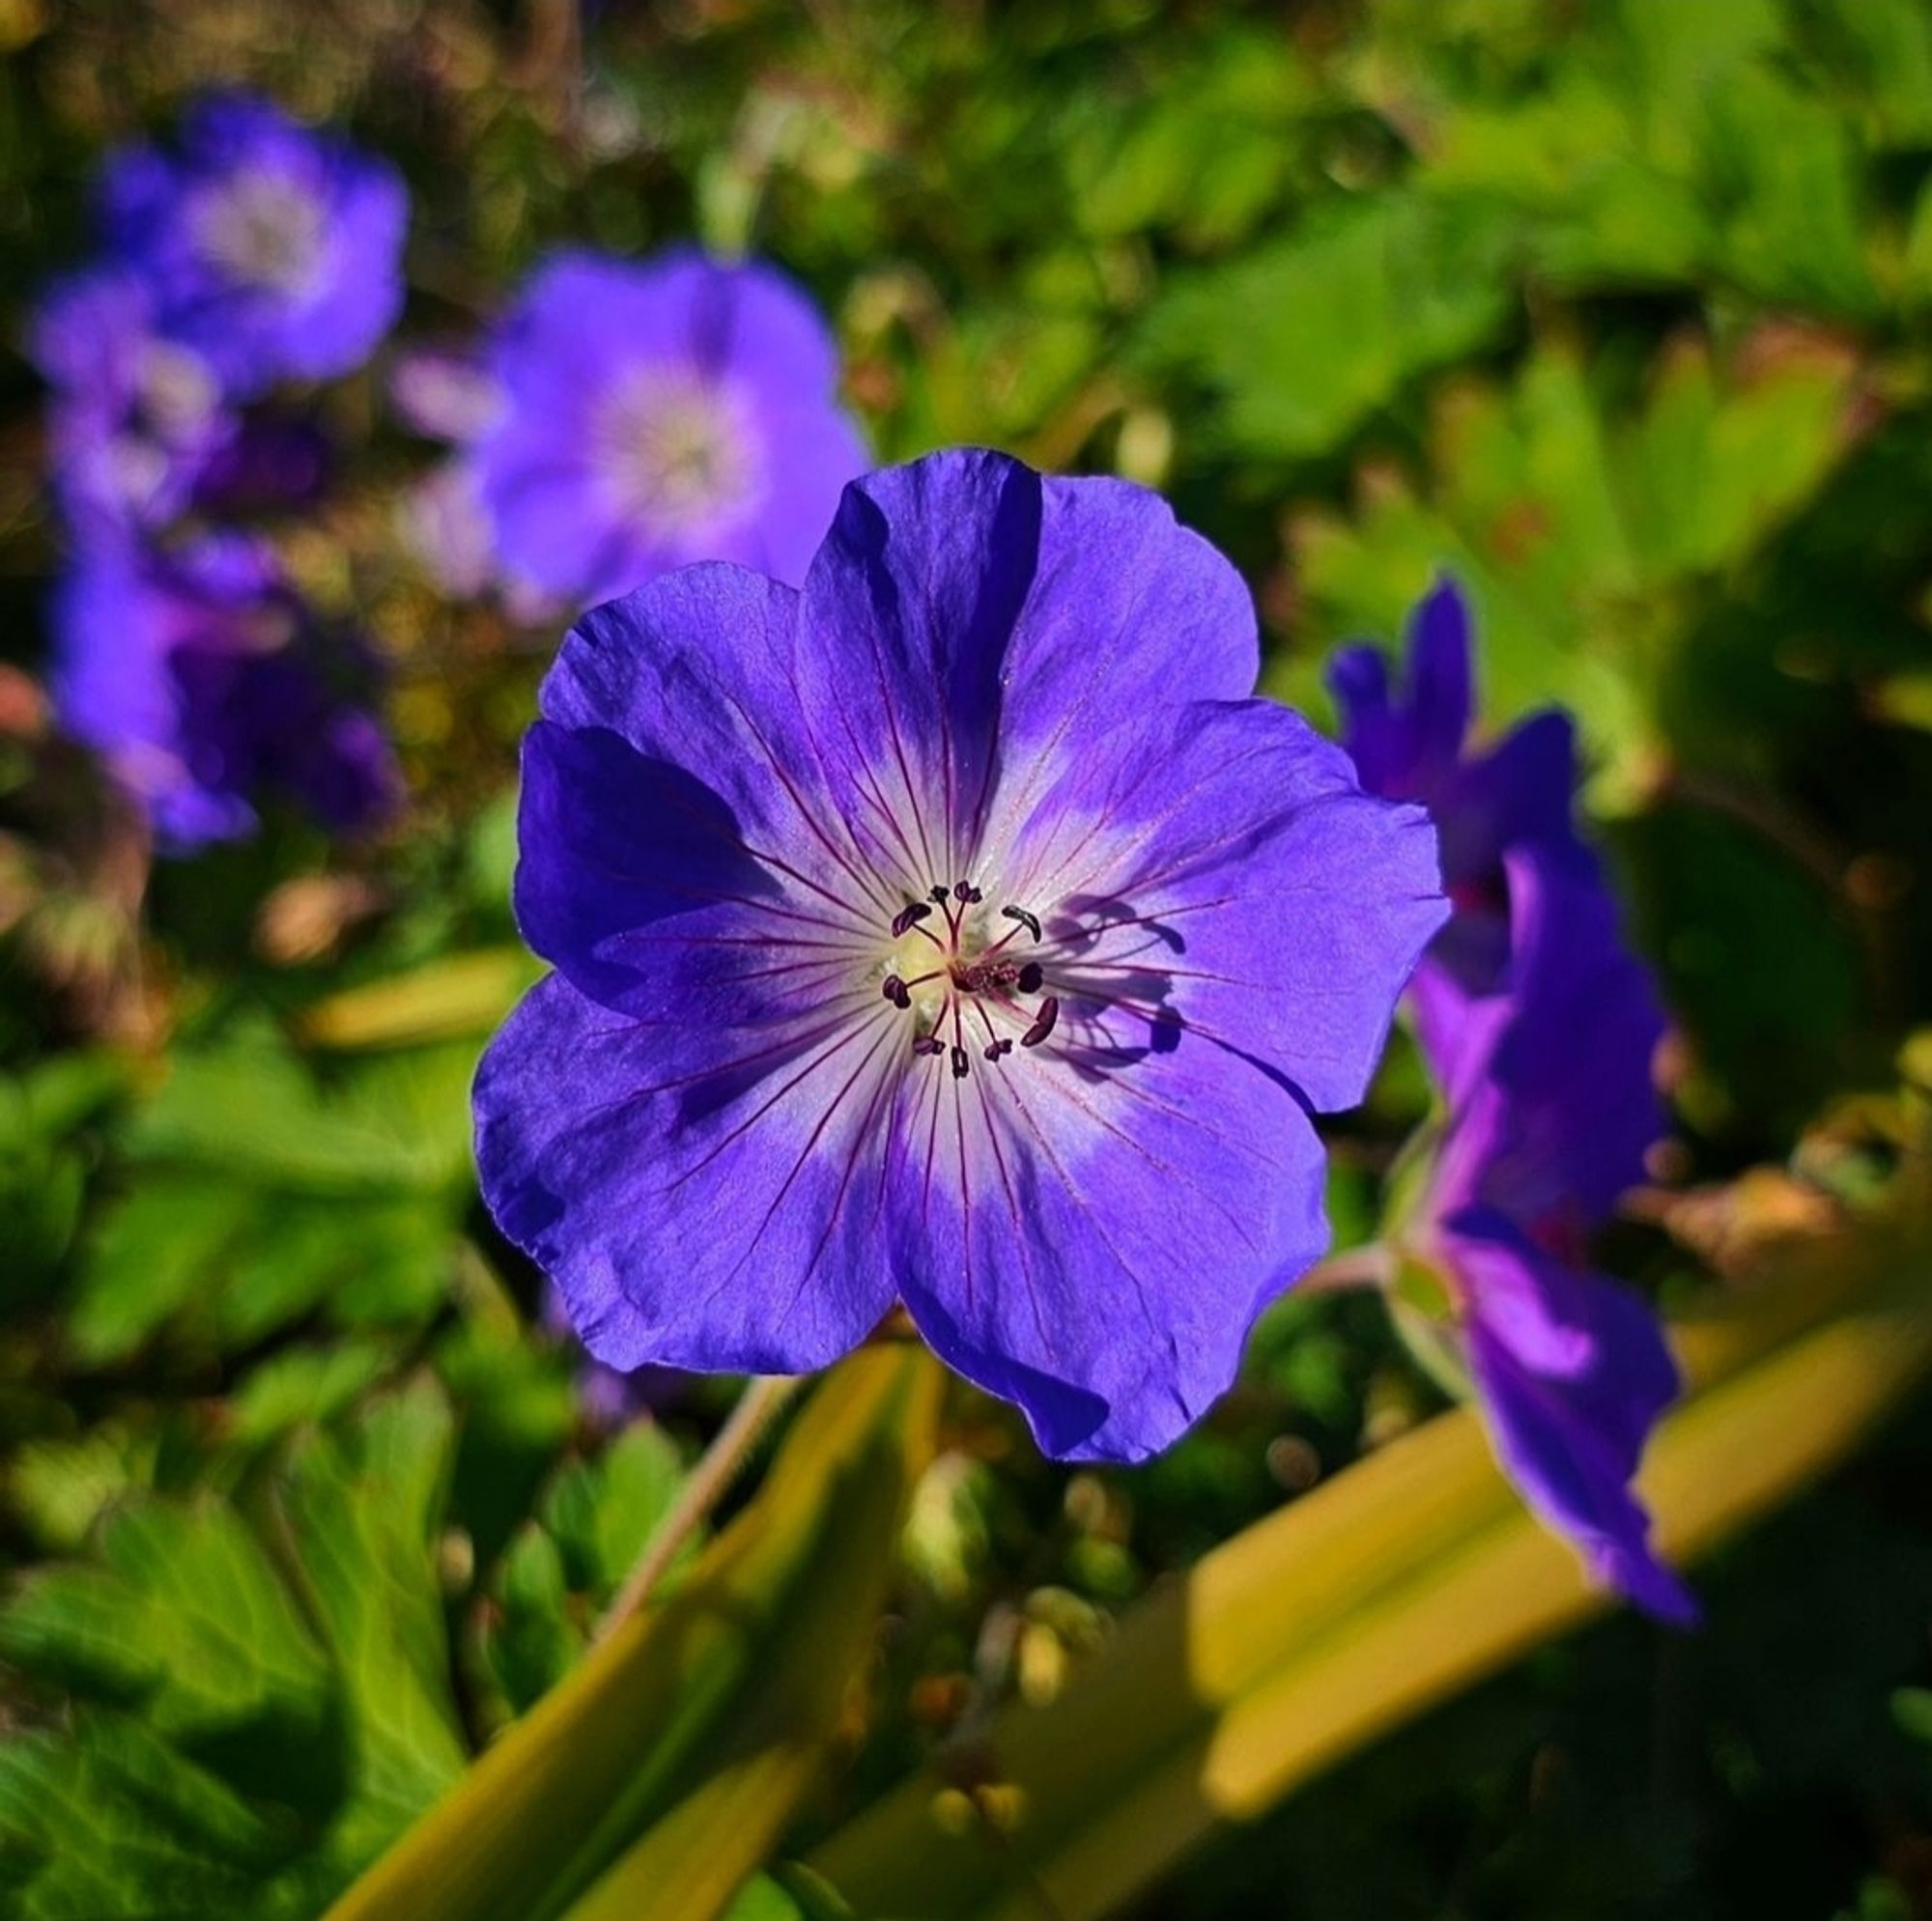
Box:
[1328, 579, 1589, 1077]
[53, 534, 399, 852]
[1404, 846, 1690, 1623]
[99, 92, 407, 399]
[473, 449, 1446, 1463]
[30, 269, 232, 537]
[469, 249, 868, 607]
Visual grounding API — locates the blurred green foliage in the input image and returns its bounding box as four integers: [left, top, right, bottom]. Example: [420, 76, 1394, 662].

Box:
[2, 0, 1931, 1916]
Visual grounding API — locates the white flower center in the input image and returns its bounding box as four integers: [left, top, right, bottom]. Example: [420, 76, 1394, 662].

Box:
[596, 369, 761, 531]
[134, 342, 220, 441]
[193, 175, 327, 295]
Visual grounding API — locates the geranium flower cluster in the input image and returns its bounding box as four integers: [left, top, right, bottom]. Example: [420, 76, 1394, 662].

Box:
[1332, 581, 1694, 1623]
[33, 93, 404, 851]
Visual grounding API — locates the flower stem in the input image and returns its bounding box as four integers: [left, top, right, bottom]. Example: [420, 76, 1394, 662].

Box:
[593, 1372, 805, 1643]
[1299, 1242, 1398, 1293]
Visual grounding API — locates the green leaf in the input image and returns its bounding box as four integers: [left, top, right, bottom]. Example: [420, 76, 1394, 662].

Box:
[128, 1025, 476, 1196]
[69, 1175, 258, 1365]
[68, 1028, 481, 1367]
[0, 1711, 291, 1919]
[226, 1341, 399, 1446]
[1137, 194, 1515, 459]
[269, 1377, 469, 1868]
[1891, 1686, 1932, 1746]
[470, 1421, 693, 1719]
[71, 1178, 452, 1365]
[327, 1347, 944, 1921]
[546, 1423, 690, 1601]
[0, 1499, 332, 1757]
[1287, 329, 1865, 805]
[8, 1426, 160, 1555]
[0, 1052, 131, 1307]
[0, 1381, 469, 1919]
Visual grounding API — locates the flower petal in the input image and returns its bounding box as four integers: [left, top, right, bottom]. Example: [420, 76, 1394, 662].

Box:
[474, 973, 898, 1375]
[887, 1024, 1331, 1462]
[515, 565, 895, 1020]
[1445, 1208, 1695, 1624]
[1433, 844, 1665, 1231]
[793, 450, 1260, 890]
[1432, 708, 1580, 898]
[997, 697, 1447, 1115]
[1327, 574, 1472, 798]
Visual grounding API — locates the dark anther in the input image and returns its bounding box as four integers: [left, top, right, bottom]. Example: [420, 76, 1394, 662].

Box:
[984, 1037, 1013, 1062]
[953, 882, 983, 904]
[912, 1034, 944, 1057]
[891, 901, 933, 938]
[1016, 961, 1044, 995]
[928, 884, 952, 904]
[1001, 904, 1042, 943]
[950, 1045, 971, 1080]
[882, 975, 911, 1009]
[1020, 997, 1060, 1049]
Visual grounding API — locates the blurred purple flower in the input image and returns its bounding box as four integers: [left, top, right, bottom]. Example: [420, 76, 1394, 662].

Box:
[473, 449, 1445, 1462]
[399, 458, 561, 625]
[1333, 578, 1684, 1618]
[52, 533, 399, 852]
[30, 269, 232, 537]
[99, 92, 407, 399]
[1406, 846, 1690, 1623]
[469, 248, 867, 607]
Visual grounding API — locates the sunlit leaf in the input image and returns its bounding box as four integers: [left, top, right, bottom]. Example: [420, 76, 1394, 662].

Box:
[1137, 194, 1516, 459]
[327, 1347, 944, 1921]
[0, 1381, 467, 1918]
[810, 1218, 1932, 1920]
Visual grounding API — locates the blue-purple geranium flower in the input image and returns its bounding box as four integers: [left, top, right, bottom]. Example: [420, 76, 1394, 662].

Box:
[474, 449, 1446, 1462]
[1329, 578, 1590, 1081]
[53, 533, 399, 851]
[30, 268, 333, 539]
[468, 249, 867, 607]
[30, 269, 231, 538]
[99, 92, 407, 399]
[1334, 577, 1688, 1619]
[1400, 847, 1690, 1622]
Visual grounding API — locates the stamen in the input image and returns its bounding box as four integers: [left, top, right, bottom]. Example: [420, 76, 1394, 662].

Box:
[1021, 997, 1060, 1049]
[882, 879, 1066, 1073]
